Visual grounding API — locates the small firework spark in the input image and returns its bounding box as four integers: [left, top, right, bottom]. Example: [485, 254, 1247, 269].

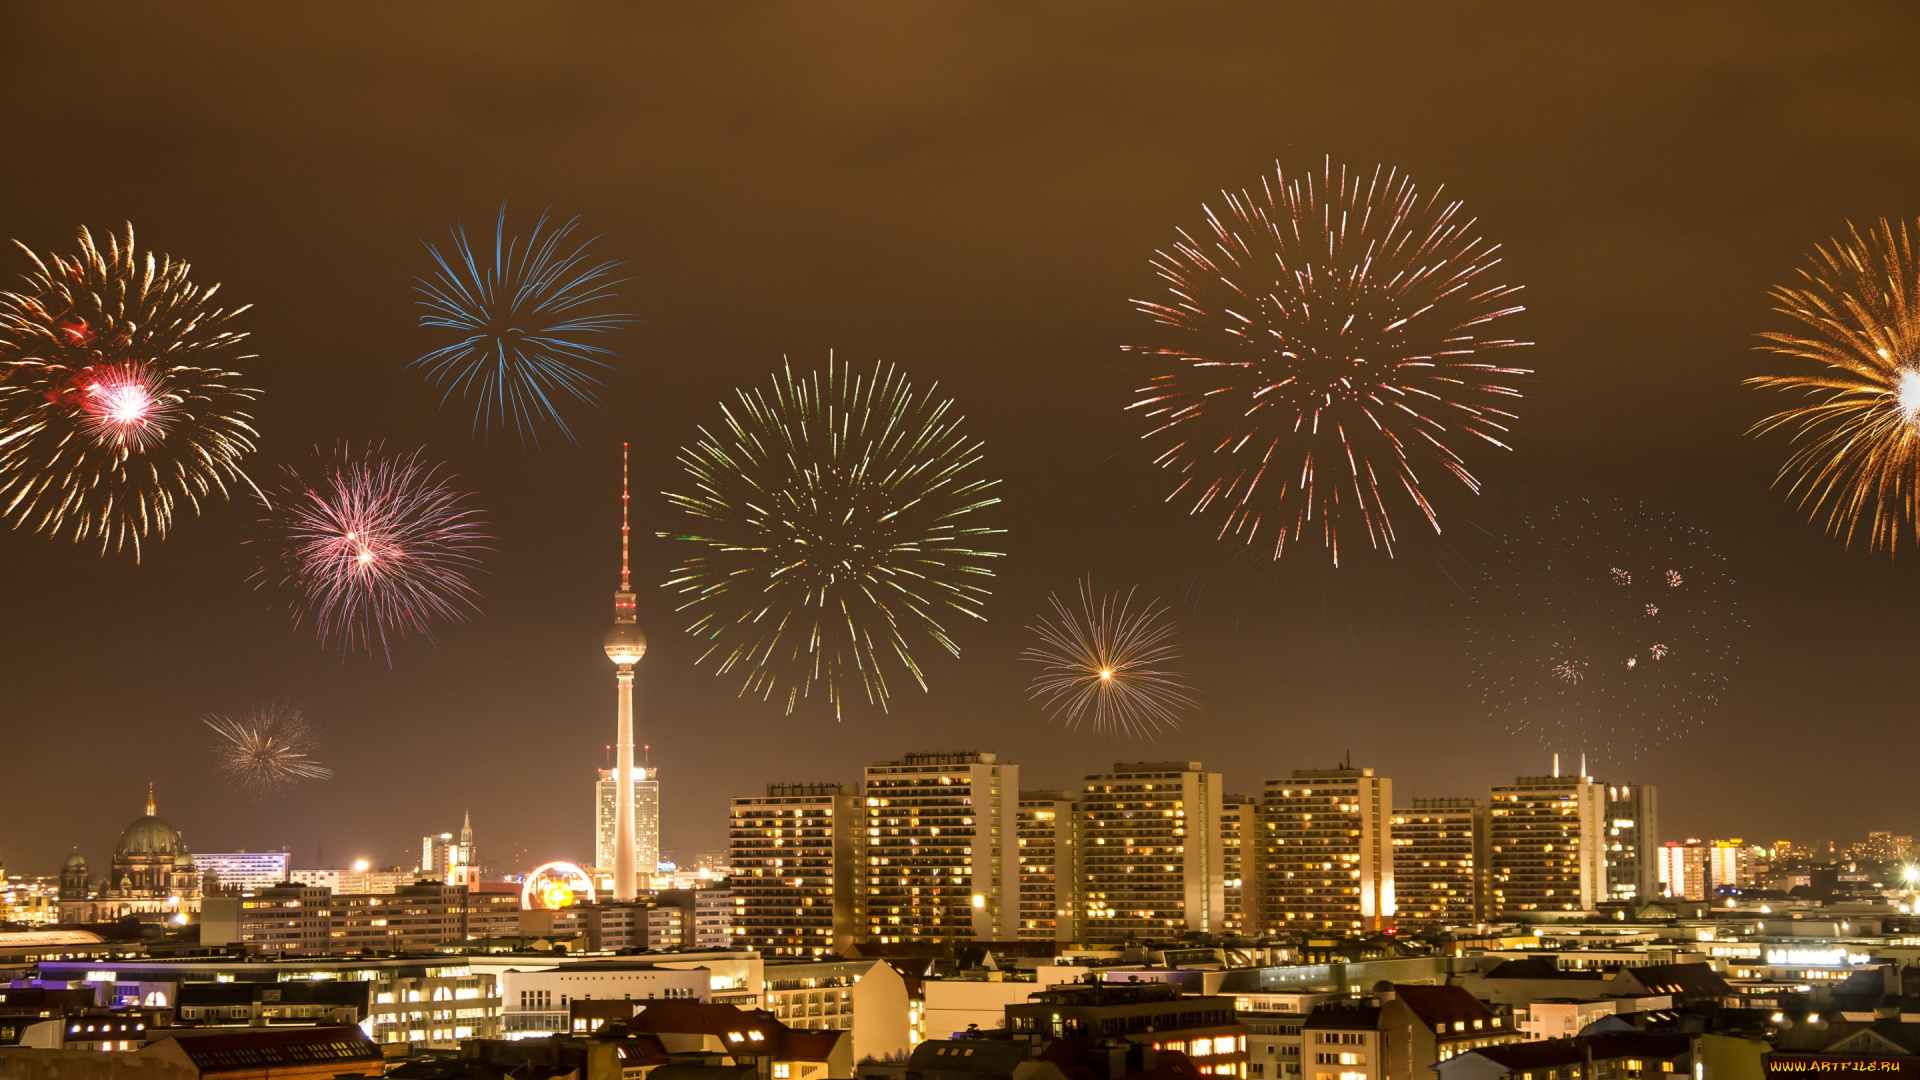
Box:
[1126, 158, 1529, 566]
[1747, 219, 1920, 553]
[665, 357, 1004, 716]
[414, 204, 636, 447]
[1467, 499, 1745, 761]
[254, 444, 490, 662]
[1021, 577, 1198, 737]
[0, 225, 260, 557]
[204, 702, 331, 796]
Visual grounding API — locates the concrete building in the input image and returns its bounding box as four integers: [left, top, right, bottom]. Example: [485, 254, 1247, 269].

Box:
[762, 957, 912, 1063]
[695, 887, 734, 948]
[1603, 783, 1659, 903]
[1391, 798, 1487, 928]
[1709, 839, 1751, 892]
[730, 782, 863, 957]
[497, 961, 709, 1039]
[1008, 983, 1246, 1075]
[1658, 840, 1708, 901]
[1236, 991, 1336, 1080]
[202, 882, 521, 954]
[1079, 761, 1225, 943]
[1221, 794, 1257, 937]
[191, 851, 290, 893]
[1488, 770, 1606, 916]
[1016, 791, 1079, 942]
[597, 765, 662, 882]
[864, 751, 1018, 943]
[1259, 766, 1393, 932]
[1302, 1001, 1383, 1080]
[422, 813, 477, 885]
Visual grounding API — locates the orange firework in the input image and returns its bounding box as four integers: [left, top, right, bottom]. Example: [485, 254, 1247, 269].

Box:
[1127, 159, 1530, 566]
[1747, 218, 1920, 553]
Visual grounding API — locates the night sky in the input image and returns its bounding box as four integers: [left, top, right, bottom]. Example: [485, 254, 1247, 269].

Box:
[4, 4, 1918, 876]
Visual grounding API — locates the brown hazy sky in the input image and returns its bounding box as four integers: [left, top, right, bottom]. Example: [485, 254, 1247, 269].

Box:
[3, 3, 1919, 875]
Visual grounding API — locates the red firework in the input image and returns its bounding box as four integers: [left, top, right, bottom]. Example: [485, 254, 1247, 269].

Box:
[1127, 159, 1530, 565]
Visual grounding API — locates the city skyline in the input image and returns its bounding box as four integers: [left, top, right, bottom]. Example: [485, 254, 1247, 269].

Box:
[6, 5, 1920, 881]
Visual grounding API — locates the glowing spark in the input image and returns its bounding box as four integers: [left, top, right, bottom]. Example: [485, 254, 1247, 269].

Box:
[1666, 569, 1683, 587]
[665, 356, 1004, 717]
[0, 225, 260, 558]
[1748, 218, 1920, 553]
[1022, 576, 1198, 737]
[1126, 158, 1529, 565]
[203, 702, 331, 796]
[254, 444, 491, 663]
[414, 204, 636, 448]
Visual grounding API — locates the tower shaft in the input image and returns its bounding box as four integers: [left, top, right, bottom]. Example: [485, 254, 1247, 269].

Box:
[613, 664, 637, 900]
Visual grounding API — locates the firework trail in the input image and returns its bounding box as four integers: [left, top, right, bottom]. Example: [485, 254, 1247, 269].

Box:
[0, 225, 260, 558]
[255, 444, 490, 662]
[414, 204, 636, 448]
[1466, 499, 1743, 762]
[1747, 218, 1920, 553]
[665, 356, 1004, 717]
[1022, 577, 1197, 738]
[1127, 159, 1530, 567]
[204, 702, 332, 796]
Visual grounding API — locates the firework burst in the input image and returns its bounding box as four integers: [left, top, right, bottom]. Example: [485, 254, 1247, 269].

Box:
[255, 444, 490, 662]
[1747, 218, 1920, 553]
[0, 225, 260, 557]
[1467, 499, 1744, 762]
[1127, 159, 1530, 566]
[1021, 577, 1197, 737]
[414, 204, 635, 447]
[204, 702, 332, 796]
[665, 356, 1004, 716]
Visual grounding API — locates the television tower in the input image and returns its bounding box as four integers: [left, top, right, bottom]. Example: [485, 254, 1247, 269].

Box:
[603, 443, 647, 901]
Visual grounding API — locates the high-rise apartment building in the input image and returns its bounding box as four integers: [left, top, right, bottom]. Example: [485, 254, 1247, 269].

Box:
[1391, 798, 1487, 927]
[1709, 840, 1751, 892]
[1488, 770, 1606, 915]
[1259, 766, 1393, 932]
[864, 751, 1018, 943]
[1659, 840, 1709, 901]
[1015, 791, 1078, 942]
[1604, 784, 1659, 902]
[1078, 762, 1225, 943]
[1221, 794, 1257, 936]
[596, 767, 661, 880]
[728, 782, 863, 956]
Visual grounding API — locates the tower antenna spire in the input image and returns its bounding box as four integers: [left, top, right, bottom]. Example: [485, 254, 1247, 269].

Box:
[621, 441, 631, 591]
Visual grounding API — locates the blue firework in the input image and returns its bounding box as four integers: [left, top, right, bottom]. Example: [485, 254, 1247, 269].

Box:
[413, 204, 635, 447]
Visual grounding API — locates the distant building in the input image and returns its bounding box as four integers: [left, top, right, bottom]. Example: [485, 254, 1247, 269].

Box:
[864, 751, 1018, 943]
[1016, 791, 1079, 942]
[202, 882, 520, 954]
[729, 782, 863, 957]
[1604, 783, 1659, 902]
[1259, 766, 1393, 932]
[1488, 769, 1605, 915]
[1391, 798, 1487, 927]
[192, 851, 290, 893]
[1221, 794, 1257, 936]
[694, 887, 734, 949]
[597, 766, 662, 881]
[288, 868, 422, 894]
[1079, 761, 1225, 943]
[761, 956, 912, 1062]
[1007, 982, 1245, 1075]
[422, 812, 479, 886]
[56, 785, 201, 924]
[1709, 839, 1751, 892]
[1659, 840, 1709, 901]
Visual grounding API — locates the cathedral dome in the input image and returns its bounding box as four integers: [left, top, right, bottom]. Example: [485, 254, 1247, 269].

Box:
[114, 785, 186, 860]
[62, 850, 87, 870]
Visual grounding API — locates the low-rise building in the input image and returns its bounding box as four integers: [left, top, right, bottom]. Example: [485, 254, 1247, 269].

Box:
[763, 957, 912, 1062]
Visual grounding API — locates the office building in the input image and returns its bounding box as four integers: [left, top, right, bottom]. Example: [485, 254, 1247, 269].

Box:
[191, 851, 290, 893]
[289, 867, 421, 894]
[1488, 767, 1606, 915]
[864, 751, 1018, 943]
[1221, 794, 1257, 936]
[1079, 761, 1224, 943]
[694, 887, 734, 948]
[729, 782, 863, 956]
[1604, 784, 1659, 902]
[1015, 790, 1078, 942]
[596, 766, 661, 882]
[1259, 765, 1394, 932]
[201, 882, 521, 955]
[1391, 798, 1487, 927]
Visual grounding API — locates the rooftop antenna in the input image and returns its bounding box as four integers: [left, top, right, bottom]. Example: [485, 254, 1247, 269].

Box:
[620, 442, 631, 591]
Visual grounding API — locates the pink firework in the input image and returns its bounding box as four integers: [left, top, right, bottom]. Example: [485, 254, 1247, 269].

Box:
[1649, 643, 1670, 660]
[1552, 658, 1586, 684]
[1644, 603, 1659, 617]
[1666, 569, 1684, 587]
[256, 444, 490, 662]
[1610, 568, 1632, 586]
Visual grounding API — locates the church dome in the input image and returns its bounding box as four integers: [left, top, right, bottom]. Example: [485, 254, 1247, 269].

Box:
[62, 850, 87, 870]
[114, 786, 186, 859]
